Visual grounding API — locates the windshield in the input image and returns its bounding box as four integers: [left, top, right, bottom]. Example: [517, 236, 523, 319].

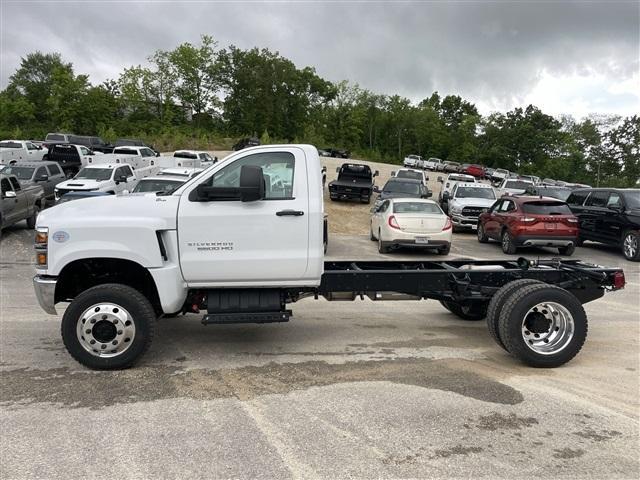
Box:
[393, 202, 442, 214]
[158, 171, 190, 177]
[396, 171, 422, 181]
[505, 180, 532, 190]
[75, 168, 112, 181]
[384, 181, 421, 195]
[1, 166, 34, 180]
[522, 202, 572, 215]
[449, 175, 474, 182]
[623, 190, 640, 208]
[132, 179, 183, 193]
[0, 141, 22, 149]
[456, 187, 495, 199]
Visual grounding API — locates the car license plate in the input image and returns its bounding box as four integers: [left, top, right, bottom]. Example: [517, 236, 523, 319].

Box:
[545, 222, 556, 230]
[415, 236, 430, 244]
[471, 224, 478, 230]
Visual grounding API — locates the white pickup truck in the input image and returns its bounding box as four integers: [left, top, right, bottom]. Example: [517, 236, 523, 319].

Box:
[33, 144, 625, 370]
[0, 140, 48, 164]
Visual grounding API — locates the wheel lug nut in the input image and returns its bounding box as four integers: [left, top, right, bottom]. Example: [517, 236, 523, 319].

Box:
[102, 315, 107, 320]
[112, 340, 118, 345]
[90, 340, 96, 345]
[113, 319, 118, 324]
[90, 318, 96, 324]
[117, 330, 123, 335]
[85, 329, 91, 334]
[101, 344, 106, 349]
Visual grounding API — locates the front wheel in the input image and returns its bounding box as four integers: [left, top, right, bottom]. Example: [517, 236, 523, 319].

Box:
[26, 205, 40, 229]
[497, 284, 587, 367]
[61, 284, 155, 369]
[477, 223, 489, 243]
[622, 231, 640, 261]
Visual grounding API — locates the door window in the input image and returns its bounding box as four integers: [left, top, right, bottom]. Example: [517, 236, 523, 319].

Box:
[489, 200, 502, 213]
[207, 152, 295, 200]
[80, 147, 91, 155]
[585, 191, 609, 207]
[9, 177, 21, 191]
[1, 178, 12, 194]
[606, 193, 622, 208]
[35, 167, 47, 179]
[27, 143, 38, 150]
[46, 164, 63, 176]
[141, 148, 154, 157]
[566, 190, 589, 206]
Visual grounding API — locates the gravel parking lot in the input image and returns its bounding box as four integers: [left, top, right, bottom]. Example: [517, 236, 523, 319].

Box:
[1, 162, 639, 479]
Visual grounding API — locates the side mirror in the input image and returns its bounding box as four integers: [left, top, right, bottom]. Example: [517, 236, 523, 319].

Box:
[425, 176, 429, 181]
[390, 171, 396, 177]
[374, 170, 379, 177]
[117, 175, 128, 183]
[335, 167, 340, 173]
[36, 174, 49, 182]
[156, 152, 161, 157]
[239, 165, 265, 202]
[427, 191, 433, 198]
[373, 186, 380, 193]
[4, 190, 16, 198]
[437, 176, 443, 183]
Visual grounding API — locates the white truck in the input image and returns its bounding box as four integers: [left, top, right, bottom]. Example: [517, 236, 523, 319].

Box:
[403, 154, 422, 168]
[444, 183, 497, 232]
[423, 157, 443, 171]
[54, 151, 161, 200]
[0, 140, 48, 164]
[32, 144, 625, 370]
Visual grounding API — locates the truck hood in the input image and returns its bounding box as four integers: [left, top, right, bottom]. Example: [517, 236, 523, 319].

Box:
[37, 195, 181, 276]
[56, 179, 106, 190]
[450, 197, 496, 208]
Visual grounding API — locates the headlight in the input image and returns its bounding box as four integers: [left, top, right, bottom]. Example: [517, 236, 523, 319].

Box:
[35, 227, 48, 268]
[449, 206, 462, 214]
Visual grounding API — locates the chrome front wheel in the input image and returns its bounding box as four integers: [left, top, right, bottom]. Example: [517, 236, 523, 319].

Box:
[623, 232, 639, 261]
[76, 303, 136, 358]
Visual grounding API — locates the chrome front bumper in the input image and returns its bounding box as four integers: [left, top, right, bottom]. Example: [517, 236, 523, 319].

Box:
[33, 275, 57, 315]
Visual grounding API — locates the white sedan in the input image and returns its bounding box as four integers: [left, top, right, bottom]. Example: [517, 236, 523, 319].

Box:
[370, 198, 452, 254]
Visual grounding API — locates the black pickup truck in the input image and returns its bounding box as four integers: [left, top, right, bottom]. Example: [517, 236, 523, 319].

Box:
[328, 163, 379, 204]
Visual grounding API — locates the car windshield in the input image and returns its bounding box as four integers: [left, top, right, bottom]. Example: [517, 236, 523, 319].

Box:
[456, 187, 495, 199]
[396, 171, 422, 181]
[0, 141, 22, 149]
[393, 202, 442, 214]
[1, 166, 34, 180]
[384, 181, 421, 195]
[623, 190, 640, 208]
[505, 180, 532, 190]
[522, 202, 572, 215]
[75, 168, 112, 181]
[132, 179, 183, 193]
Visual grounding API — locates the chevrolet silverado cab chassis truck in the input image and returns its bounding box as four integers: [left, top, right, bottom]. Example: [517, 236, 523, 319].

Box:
[33, 145, 625, 370]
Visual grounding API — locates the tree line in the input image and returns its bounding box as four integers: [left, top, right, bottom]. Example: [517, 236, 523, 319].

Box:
[0, 35, 638, 187]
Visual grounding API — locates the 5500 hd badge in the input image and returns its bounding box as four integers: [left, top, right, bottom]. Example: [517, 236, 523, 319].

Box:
[187, 241, 234, 251]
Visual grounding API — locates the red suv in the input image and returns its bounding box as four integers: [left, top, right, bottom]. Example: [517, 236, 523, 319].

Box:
[477, 195, 579, 255]
[464, 164, 486, 178]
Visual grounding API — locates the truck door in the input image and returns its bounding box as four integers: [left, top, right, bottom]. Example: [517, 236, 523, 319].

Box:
[8, 177, 28, 219]
[177, 147, 310, 284]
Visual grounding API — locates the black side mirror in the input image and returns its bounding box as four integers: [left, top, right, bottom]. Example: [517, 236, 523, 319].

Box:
[335, 167, 340, 173]
[437, 176, 444, 183]
[374, 170, 379, 177]
[373, 186, 380, 193]
[239, 165, 265, 202]
[36, 174, 49, 182]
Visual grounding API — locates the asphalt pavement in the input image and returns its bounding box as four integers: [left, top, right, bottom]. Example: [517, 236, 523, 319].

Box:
[1, 221, 638, 479]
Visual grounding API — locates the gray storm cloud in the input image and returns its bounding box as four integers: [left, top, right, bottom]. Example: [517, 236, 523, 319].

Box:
[1, 1, 638, 116]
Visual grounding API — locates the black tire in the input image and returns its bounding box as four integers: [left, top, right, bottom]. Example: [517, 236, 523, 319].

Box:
[497, 284, 587, 368]
[486, 279, 543, 351]
[575, 237, 584, 247]
[437, 243, 451, 255]
[621, 230, 640, 261]
[378, 231, 389, 254]
[61, 284, 155, 370]
[501, 230, 517, 254]
[440, 300, 487, 321]
[42, 154, 49, 160]
[370, 225, 376, 241]
[361, 196, 370, 204]
[26, 205, 39, 229]
[477, 223, 489, 243]
[558, 244, 575, 256]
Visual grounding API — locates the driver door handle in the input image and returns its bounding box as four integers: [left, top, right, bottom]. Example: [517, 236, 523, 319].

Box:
[276, 210, 304, 217]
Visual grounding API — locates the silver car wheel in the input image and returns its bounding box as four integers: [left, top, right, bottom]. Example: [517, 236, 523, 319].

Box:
[521, 302, 574, 355]
[623, 234, 638, 259]
[76, 303, 136, 358]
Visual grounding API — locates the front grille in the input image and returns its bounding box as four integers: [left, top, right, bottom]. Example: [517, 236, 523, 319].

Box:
[462, 206, 484, 217]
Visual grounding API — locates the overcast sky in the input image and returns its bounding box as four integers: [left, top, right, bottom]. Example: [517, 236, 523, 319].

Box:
[1, 1, 638, 118]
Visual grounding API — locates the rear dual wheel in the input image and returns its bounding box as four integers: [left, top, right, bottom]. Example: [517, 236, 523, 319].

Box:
[490, 282, 587, 367]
